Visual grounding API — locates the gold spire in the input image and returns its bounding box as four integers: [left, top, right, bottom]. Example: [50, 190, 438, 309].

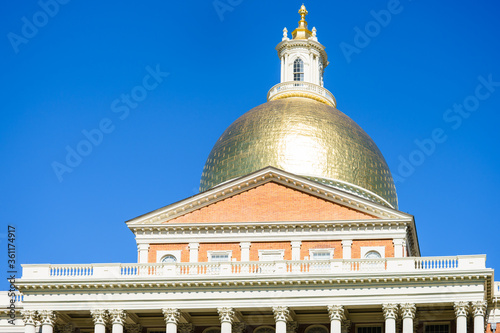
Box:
[292, 4, 313, 40]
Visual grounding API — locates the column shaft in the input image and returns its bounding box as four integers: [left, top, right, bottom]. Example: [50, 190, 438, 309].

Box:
[95, 323, 106, 333]
[276, 320, 287, 333]
[474, 315, 484, 333]
[113, 323, 124, 333]
[457, 316, 467, 333]
[221, 321, 232, 333]
[167, 322, 178, 333]
[25, 325, 36, 333]
[403, 318, 413, 333]
[331, 319, 342, 333]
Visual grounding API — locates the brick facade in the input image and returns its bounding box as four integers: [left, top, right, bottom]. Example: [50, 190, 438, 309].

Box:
[164, 182, 376, 224]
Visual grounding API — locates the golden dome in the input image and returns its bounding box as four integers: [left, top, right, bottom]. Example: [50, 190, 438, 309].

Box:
[200, 97, 398, 208]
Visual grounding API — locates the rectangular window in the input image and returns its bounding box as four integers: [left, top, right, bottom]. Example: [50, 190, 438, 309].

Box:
[211, 253, 229, 262]
[357, 327, 382, 333]
[425, 325, 450, 333]
[310, 250, 333, 260]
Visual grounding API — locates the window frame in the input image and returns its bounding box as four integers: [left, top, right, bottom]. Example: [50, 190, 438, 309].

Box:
[207, 250, 232, 262]
[309, 248, 334, 260]
[156, 250, 182, 263]
[293, 58, 305, 82]
[258, 249, 285, 261]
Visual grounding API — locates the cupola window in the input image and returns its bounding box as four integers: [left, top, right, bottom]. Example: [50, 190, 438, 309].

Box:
[293, 58, 304, 81]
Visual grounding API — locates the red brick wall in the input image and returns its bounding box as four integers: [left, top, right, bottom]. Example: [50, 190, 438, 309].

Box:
[250, 242, 292, 261]
[148, 243, 189, 263]
[164, 182, 376, 224]
[198, 243, 241, 262]
[301, 241, 343, 259]
[351, 239, 394, 258]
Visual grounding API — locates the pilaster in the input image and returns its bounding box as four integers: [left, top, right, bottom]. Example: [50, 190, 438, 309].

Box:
[342, 240, 353, 259]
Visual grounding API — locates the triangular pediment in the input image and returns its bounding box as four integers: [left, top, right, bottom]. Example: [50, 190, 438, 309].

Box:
[126, 167, 411, 226]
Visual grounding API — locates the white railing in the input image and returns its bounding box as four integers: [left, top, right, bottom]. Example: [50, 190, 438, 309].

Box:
[20, 255, 487, 281]
[267, 81, 336, 107]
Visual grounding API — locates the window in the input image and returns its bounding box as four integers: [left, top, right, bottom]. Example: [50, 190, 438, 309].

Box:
[364, 251, 382, 259]
[293, 58, 304, 81]
[425, 324, 450, 333]
[208, 251, 231, 262]
[160, 254, 177, 263]
[310, 249, 334, 260]
[357, 326, 382, 333]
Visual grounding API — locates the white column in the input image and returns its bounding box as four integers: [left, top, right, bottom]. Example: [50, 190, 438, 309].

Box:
[472, 301, 487, 333]
[328, 305, 345, 333]
[342, 240, 353, 259]
[163, 308, 180, 333]
[189, 242, 200, 262]
[91, 309, 108, 333]
[39, 310, 56, 333]
[291, 241, 302, 260]
[273, 306, 290, 333]
[137, 243, 150, 263]
[393, 239, 404, 258]
[454, 302, 469, 333]
[284, 54, 289, 81]
[281, 56, 285, 83]
[109, 309, 126, 333]
[383, 304, 398, 333]
[240, 242, 251, 261]
[22, 310, 37, 333]
[218, 307, 235, 333]
[401, 303, 416, 333]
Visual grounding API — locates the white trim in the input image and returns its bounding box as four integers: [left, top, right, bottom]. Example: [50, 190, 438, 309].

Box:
[361, 246, 385, 259]
[258, 249, 285, 261]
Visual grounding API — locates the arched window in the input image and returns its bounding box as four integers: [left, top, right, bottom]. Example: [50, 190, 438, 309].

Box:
[305, 325, 329, 333]
[364, 251, 382, 259]
[293, 58, 304, 81]
[160, 254, 177, 263]
[254, 327, 276, 333]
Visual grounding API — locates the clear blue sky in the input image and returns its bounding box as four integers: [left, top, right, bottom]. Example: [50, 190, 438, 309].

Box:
[1, 0, 499, 290]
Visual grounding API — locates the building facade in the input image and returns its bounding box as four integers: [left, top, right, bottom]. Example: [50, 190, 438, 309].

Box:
[2, 5, 499, 333]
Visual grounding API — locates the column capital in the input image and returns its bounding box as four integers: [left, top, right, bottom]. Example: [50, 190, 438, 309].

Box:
[109, 309, 127, 325]
[273, 306, 291, 323]
[401, 303, 416, 319]
[21, 310, 38, 326]
[125, 324, 143, 333]
[91, 309, 109, 325]
[454, 302, 470, 318]
[383, 304, 399, 320]
[393, 239, 405, 246]
[471, 301, 487, 317]
[217, 307, 235, 324]
[240, 242, 251, 249]
[342, 240, 353, 246]
[163, 308, 181, 324]
[291, 241, 302, 248]
[327, 305, 345, 321]
[189, 242, 200, 249]
[179, 323, 195, 333]
[39, 310, 57, 327]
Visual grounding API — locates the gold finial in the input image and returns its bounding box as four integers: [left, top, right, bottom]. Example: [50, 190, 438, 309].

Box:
[292, 4, 313, 40]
